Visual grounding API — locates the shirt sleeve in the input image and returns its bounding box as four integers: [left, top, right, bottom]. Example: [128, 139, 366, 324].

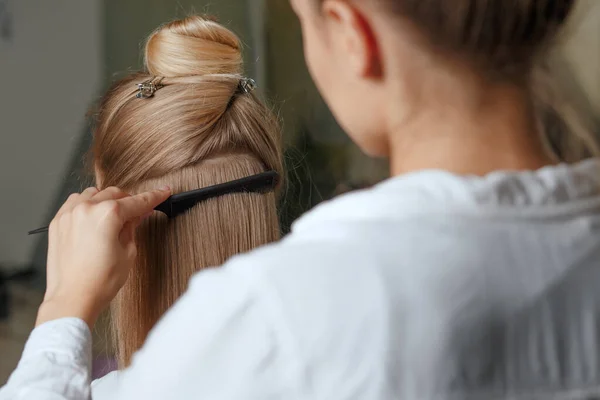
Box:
[0, 261, 296, 400]
[0, 318, 92, 400]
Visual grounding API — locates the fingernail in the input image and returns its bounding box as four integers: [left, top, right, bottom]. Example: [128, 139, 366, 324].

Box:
[158, 186, 171, 192]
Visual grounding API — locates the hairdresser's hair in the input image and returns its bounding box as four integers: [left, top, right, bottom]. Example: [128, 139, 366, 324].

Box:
[347, 0, 576, 80]
[315, 0, 598, 159]
[91, 16, 283, 367]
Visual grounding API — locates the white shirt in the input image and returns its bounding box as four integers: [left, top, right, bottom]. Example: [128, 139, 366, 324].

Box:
[3, 160, 600, 400]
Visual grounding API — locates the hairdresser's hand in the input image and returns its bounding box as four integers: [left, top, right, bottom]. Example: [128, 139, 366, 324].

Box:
[36, 186, 171, 329]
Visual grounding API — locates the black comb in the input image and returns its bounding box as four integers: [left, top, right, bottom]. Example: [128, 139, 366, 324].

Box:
[28, 171, 279, 235]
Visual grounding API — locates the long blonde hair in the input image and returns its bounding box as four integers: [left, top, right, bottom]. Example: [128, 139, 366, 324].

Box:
[91, 16, 283, 367]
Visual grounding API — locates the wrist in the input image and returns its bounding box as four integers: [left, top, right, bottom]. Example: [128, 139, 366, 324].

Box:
[36, 296, 100, 329]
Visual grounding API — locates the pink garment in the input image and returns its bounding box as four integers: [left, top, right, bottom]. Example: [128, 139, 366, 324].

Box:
[92, 358, 117, 381]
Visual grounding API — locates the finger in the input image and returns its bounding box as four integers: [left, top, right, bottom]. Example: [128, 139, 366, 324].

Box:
[115, 188, 171, 222]
[79, 187, 100, 201]
[90, 187, 130, 204]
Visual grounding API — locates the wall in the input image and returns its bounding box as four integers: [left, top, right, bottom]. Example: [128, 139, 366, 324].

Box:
[0, 0, 102, 384]
[563, 0, 600, 111]
[0, 0, 102, 269]
[104, 0, 259, 82]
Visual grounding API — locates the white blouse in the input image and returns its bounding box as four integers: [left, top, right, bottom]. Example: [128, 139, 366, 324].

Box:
[3, 160, 600, 400]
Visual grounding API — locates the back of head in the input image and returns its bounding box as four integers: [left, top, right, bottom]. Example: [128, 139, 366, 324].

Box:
[92, 15, 282, 366]
[376, 0, 576, 80]
[374, 0, 596, 159]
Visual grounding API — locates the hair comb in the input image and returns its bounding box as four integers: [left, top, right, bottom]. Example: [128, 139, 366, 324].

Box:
[28, 171, 279, 235]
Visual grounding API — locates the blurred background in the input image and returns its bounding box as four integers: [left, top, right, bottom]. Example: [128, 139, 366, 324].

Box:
[0, 0, 598, 384]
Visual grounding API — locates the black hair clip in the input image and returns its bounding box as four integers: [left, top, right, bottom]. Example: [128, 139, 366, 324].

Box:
[28, 171, 279, 235]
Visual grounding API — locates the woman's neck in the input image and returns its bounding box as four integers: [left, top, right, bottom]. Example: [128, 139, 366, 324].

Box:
[387, 79, 556, 177]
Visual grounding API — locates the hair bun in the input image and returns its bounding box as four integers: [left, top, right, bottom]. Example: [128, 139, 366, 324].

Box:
[145, 15, 243, 78]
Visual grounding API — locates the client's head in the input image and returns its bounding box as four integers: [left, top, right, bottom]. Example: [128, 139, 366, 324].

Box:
[91, 15, 283, 367]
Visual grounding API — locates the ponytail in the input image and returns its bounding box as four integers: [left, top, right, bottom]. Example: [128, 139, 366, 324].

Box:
[531, 53, 600, 162]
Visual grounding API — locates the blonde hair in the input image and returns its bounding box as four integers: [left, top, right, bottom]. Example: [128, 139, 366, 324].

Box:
[91, 16, 283, 367]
